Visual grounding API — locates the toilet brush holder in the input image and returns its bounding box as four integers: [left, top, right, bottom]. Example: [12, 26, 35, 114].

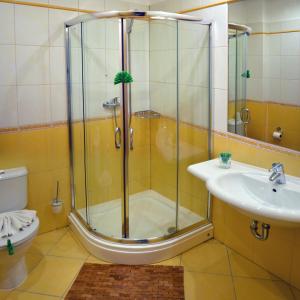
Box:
[51, 181, 63, 214]
[51, 199, 63, 214]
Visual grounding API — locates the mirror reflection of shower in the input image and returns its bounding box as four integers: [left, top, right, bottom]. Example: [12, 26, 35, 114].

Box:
[228, 23, 252, 136]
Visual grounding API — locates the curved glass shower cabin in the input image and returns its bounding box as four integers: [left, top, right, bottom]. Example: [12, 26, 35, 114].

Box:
[65, 11, 212, 248]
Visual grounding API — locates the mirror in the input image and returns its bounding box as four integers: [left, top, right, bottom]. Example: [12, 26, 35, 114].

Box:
[228, 0, 300, 152]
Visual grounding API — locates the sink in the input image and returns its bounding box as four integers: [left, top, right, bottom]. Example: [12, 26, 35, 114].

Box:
[188, 159, 300, 227]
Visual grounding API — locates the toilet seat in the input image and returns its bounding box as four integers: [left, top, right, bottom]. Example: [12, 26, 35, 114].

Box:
[0, 217, 39, 249]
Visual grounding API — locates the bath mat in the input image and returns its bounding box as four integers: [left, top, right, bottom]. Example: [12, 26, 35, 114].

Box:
[65, 263, 185, 300]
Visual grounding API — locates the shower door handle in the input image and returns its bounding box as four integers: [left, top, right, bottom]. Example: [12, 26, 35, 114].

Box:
[130, 128, 134, 150]
[240, 108, 251, 124]
[115, 127, 121, 149]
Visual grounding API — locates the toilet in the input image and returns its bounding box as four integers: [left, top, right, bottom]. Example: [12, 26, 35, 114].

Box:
[0, 167, 39, 290]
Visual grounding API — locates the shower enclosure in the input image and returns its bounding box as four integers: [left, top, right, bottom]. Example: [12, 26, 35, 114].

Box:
[228, 23, 252, 136]
[65, 11, 212, 263]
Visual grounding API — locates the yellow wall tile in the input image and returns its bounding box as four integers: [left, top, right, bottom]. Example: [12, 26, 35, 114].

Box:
[212, 131, 300, 290]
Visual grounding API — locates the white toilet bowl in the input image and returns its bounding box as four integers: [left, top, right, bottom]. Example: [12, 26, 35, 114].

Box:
[0, 217, 39, 290]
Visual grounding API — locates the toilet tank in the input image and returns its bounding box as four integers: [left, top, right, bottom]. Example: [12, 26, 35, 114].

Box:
[0, 167, 28, 213]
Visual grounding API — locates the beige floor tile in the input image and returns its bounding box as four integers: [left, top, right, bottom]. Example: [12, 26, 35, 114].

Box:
[29, 228, 68, 255]
[18, 256, 83, 297]
[0, 290, 10, 300]
[25, 252, 44, 273]
[85, 255, 110, 264]
[184, 271, 235, 300]
[234, 277, 294, 300]
[292, 287, 300, 299]
[154, 256, 181, 266]
[48, 232, 89, 259]
[5, 291, 59, 299]
[229, 250, 277, 280]
[181, 240, 231, 275]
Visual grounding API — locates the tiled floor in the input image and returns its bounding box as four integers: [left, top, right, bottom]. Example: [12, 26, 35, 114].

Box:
[0, 227, 299, 300]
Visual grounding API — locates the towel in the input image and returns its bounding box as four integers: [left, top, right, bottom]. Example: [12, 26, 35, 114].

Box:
[0, 210, 36, 238]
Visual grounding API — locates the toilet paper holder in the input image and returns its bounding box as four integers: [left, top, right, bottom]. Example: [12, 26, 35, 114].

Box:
[273, 127, 283, 140]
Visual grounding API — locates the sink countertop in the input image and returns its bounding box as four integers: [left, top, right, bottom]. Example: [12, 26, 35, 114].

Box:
[188, 158, 299, 183]
[187, 158, 265, 182]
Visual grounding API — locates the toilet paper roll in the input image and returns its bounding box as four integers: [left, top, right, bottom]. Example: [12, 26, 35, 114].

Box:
[273, 131, 282, 140]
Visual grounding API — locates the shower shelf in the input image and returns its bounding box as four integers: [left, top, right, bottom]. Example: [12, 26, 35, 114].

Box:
[134, 110, 160, 119]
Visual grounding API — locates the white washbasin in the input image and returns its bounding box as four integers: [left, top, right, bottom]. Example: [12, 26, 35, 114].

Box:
[188, 159, 300, 227]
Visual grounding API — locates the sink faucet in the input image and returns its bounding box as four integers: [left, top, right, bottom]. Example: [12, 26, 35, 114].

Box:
[269, 163, 286, 184]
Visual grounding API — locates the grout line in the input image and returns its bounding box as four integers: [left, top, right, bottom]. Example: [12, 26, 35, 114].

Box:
[290, 286, 297, 300]
[16, 290, 60, 299]
[44, 227, 69, 255]
[225, 246, 237, 300]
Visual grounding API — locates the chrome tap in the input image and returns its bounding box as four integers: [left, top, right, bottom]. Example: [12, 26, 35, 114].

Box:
[269, 163, 286, 184]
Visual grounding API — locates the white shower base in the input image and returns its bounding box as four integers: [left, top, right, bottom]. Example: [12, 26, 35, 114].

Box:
[70, 189, 214, 264]
[78, 190, 204, 239]
[78, 190, 202, 239]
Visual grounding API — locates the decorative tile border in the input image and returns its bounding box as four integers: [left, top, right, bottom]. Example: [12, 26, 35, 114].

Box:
[214, 130, 300, 158]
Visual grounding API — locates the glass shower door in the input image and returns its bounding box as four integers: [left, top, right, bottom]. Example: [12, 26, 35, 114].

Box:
[128, 19, 178, 239]
[81, 19, 125, 239]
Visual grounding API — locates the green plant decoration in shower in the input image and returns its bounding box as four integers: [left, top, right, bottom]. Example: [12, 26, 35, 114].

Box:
[114, 71, 133, 85]
[241, 70, 251, 78]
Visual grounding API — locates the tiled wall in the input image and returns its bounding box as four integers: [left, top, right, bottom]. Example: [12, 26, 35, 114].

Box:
[153, 0, 300, 291]
[229, 0, 300, 150]
[151, 0, 229, 133]
[213, 132, 300, 289]
[0, 0, 149, 233]
[228, 100, 300, 151]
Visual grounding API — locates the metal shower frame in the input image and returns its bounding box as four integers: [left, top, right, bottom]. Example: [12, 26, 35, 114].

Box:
[65, 10, 213, 243]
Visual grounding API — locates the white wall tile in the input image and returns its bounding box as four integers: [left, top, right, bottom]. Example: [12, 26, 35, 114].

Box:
[281, 32, 300, 56]
[15, 5, 49, 46]
[50, 47, 66, 84]
[213, 47, 228, 90]
[17, 85, 51, 126]
[281, 56, 300, 80]
[50, 84, 68, 123]
[131, 51, 149, 83]
[84, 82, 106, 118]
[0, 3, 15, 45]
[0, 86, 18, 128]
[281, 80, 300, 106]
[105, 20, 120, 50]
[248, 55, 263, 79]
[130, 21, 149, 51]
[84, 19, 106, 49]
[49, 9, 78, 47]
[131, 82, 150, 113]
[179, 48, 209, 87]
[263, 55, 281, 79]
[263, 78, 281, 102]
[150, 50, 176, 84]
[0, 45, 16, 85]
[106, 49, 120, 83]
[16, 45, 50, 85]
[212, 88, 227, 132]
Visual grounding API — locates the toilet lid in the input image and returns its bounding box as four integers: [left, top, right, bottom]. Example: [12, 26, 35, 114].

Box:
[0, 217, 39, 249]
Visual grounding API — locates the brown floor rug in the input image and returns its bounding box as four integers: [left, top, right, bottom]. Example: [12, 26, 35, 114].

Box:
[65, 263, 184, 300]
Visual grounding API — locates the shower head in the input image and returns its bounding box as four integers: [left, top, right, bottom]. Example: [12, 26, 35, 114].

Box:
[126, 19, 134, 34]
